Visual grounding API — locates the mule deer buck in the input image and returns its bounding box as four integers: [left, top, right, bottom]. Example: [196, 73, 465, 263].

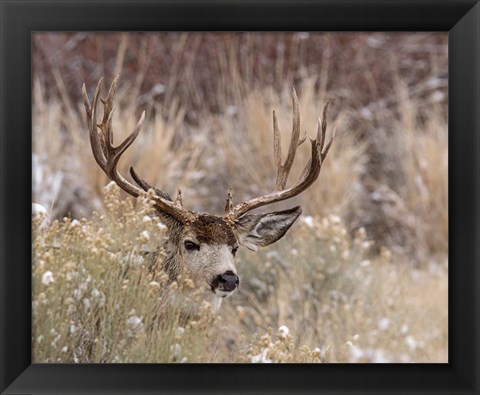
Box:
[82, 76, 334, 311]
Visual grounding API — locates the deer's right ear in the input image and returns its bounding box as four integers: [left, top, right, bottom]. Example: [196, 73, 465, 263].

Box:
[233, 206, 302, 251]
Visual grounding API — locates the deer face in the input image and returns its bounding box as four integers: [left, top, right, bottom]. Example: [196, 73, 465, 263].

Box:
[176, 215, 239, 297]
[163, 207, 302, 300]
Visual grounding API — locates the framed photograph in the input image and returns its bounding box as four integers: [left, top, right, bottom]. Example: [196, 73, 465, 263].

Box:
[1, 1, 479, 394]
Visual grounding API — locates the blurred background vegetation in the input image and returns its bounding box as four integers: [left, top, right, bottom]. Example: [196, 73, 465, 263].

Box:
[32, 32, 448, 363]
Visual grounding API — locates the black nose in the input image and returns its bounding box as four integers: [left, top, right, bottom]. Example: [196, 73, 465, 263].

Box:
[216, 271, 239, 291]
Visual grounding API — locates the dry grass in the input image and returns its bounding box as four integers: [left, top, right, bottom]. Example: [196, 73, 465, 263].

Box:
[32, 32, 448, 363]
[33, 186, 447, 363]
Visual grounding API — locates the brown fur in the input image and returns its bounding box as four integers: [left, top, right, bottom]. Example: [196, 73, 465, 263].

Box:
[187, 215, 237, 246]
[155, 213, 236, 282]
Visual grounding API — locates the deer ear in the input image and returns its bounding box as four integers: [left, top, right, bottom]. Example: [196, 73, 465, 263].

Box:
[234, 206, 302, 251]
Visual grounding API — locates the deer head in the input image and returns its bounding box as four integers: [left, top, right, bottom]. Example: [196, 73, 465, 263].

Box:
[82, 76, 334, 309]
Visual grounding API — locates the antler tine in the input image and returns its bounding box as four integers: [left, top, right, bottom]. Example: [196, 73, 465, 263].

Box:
[105, 110, 146, 178]
[83, 78, 107, 173]
[274, 87, 302, 191]
[83, 76, 196, 223]
[102, 75, 118, 148]
[317, 101, 335, 161]
[225, 97, 333, 222]
[272, 110, 282, 175]
[224, 187, 234, 213]
[129, 167, 174, 202]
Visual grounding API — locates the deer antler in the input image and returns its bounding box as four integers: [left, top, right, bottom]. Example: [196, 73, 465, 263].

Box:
[82, 76, 196, 223]
[224, 89, 334, 223]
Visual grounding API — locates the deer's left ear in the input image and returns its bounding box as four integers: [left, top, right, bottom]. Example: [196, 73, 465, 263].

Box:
[233, 206, 302, 251]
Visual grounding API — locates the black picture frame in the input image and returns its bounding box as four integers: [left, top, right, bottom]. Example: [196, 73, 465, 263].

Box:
[1, 1, 479, 394]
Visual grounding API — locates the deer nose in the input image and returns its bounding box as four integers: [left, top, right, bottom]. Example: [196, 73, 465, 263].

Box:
[217, 271, 239, 291]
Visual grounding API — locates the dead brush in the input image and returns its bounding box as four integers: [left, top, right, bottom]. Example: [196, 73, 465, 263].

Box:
[32, 32, 447, 363]
[33, 182, 447, 363]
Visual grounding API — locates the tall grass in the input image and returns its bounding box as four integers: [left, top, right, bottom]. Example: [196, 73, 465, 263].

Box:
[32, 32, 448, 363]
[33, 185, 447, 363]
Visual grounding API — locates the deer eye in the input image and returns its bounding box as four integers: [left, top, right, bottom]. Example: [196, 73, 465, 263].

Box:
[184, 241, 200, 251]
[232, 247, 238, 256]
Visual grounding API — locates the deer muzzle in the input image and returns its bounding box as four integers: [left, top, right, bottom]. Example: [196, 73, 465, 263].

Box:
[211, 270, 239, 296]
